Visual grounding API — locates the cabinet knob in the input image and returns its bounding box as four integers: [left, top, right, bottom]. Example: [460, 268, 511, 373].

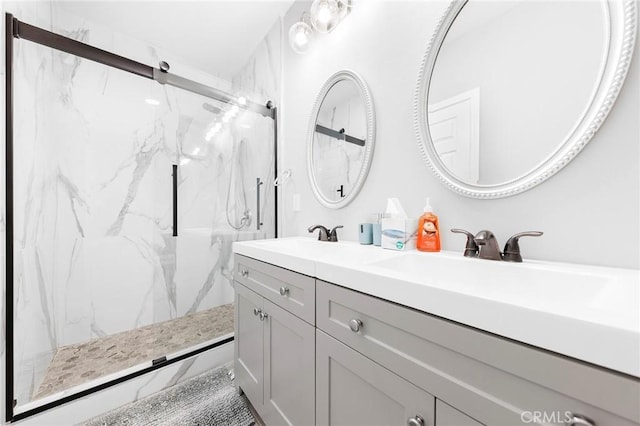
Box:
[349, 318, 363, 333]
[253, 308, 261, 316]
[240, 269, 249, 277]
[279, 287, 290, 297]
[407, 415, 424, 426]
[259, 311, 269, 321]
[566, 414, 595, 426]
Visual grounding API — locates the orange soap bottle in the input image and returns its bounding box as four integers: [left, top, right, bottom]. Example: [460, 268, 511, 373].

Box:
[417, 198, 441, 252]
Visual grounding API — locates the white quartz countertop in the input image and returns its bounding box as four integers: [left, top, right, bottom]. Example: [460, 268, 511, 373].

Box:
[233, 237, 640, 378]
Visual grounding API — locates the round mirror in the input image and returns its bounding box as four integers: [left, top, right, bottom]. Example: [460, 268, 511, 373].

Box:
[415, 0, 636, 198]
[308, 70, 375, 208]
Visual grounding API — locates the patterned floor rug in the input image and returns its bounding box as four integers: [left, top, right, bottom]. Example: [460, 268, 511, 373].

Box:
[80, 366, 255, 426]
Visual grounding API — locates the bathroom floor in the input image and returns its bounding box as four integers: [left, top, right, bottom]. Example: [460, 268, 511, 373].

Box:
[80, 365, 254, 426]
[33, 304, 234, 400]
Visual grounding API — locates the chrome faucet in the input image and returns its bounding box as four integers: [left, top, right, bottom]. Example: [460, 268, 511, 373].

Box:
[308, 224, 343, 242]
[502, 231, 544, 262]
[474, 230, 503, 261]
[451, 229, 543, 262]
[329, 225, 343, 242]
[308, 225, 330, 241]
[450, 229, 479, 258]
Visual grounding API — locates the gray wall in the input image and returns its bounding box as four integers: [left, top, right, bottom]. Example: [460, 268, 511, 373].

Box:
[279, 0, 639, 269]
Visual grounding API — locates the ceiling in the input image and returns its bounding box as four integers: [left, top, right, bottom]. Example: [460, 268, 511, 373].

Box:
[56, 1, 295, 80]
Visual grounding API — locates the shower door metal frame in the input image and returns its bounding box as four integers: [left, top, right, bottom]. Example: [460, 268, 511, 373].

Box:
[4, 12, 279, 422]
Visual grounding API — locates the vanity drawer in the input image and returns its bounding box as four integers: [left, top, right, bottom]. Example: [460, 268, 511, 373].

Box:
[235, 254, 315, 325]
[316, 280, 640, 426]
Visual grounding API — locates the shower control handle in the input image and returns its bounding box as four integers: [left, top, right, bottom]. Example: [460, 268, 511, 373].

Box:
[279, 287, 289, 297]
[259, 311, 269, 321]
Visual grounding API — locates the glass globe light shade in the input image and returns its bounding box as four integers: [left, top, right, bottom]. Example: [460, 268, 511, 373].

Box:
[288, 20, 314, 54]
[336, 0, 350, 20]
[310, 0, 340, 33]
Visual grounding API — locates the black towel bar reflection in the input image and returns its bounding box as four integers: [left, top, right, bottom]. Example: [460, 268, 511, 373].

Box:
[315, 124, 365, 147]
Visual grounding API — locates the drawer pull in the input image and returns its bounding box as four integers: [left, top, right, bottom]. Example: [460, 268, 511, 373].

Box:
[566, 414, 595, 426]
[279, 286, 290, 296]
[253, 308, 262, 316]
[349, 318, 363, 333]
[259, 311, 269, 321]
[240, 269, 249, 277]
[407, 415, 424, 426]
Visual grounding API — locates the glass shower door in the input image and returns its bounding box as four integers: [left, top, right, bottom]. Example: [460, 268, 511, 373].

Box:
[11, 33, 275, 413]
[172, 88, 275, 353]
[12, 37, 176, 409]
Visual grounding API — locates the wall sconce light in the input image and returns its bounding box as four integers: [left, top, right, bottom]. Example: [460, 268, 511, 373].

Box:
[289, 13, 315, 54]
[289, 0, 351, 54]
[310, 0, 340, 33]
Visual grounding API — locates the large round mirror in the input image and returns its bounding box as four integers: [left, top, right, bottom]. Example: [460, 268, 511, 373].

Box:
[415, 0, 636, 198]
[308, 70, 375, 208]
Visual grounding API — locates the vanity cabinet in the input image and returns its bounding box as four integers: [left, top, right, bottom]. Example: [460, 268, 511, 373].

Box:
[234, 255, 315, 426]
[316, 280, 640, 426]
[234, 254, 639, 426]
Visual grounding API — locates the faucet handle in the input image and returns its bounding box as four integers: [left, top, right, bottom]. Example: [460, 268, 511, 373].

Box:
[503, 231, 543, 262]
[450, 229, 479, 258]
[308, 225, 330, 241]
[329, 225, 344, 242]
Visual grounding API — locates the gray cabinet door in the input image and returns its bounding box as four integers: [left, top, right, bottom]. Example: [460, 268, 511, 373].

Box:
[317, 330, 435, 426]
[262, 299, 315, 426]
[235, 283, 264, 408]
[436, 400, 483, 426]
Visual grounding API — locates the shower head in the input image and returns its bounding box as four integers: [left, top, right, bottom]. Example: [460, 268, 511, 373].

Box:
[202, 102, 222, 115]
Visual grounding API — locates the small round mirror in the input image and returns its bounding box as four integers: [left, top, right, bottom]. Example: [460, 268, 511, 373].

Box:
[307, 70, 375, 208]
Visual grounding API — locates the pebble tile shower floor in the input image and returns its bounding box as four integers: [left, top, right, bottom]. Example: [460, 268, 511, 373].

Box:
[34, 304, 234, 399]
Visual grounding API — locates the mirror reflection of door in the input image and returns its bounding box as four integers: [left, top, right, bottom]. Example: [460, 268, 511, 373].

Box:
[428, 88, 479, 184]
[312, 80, 366, 202]
[426, 0, 606, 186]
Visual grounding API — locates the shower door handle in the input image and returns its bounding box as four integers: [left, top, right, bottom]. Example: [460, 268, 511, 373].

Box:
[172, 164, 178, 237]
[256, 178, 264, 231]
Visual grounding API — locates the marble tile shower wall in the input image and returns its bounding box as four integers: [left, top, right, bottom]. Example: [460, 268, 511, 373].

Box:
[3, 3, 280, 408]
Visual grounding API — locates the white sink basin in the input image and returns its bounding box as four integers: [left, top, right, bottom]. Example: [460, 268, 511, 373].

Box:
[233, 237, 374, 276]
[233, 237, 640, 377]
[367, 253, 634, 310]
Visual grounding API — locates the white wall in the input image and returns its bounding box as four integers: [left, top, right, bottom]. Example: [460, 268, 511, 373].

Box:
[280, 0, 639, 269]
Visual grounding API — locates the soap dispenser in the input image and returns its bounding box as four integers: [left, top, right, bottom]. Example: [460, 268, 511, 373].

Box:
[417, 198, 441, 252]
